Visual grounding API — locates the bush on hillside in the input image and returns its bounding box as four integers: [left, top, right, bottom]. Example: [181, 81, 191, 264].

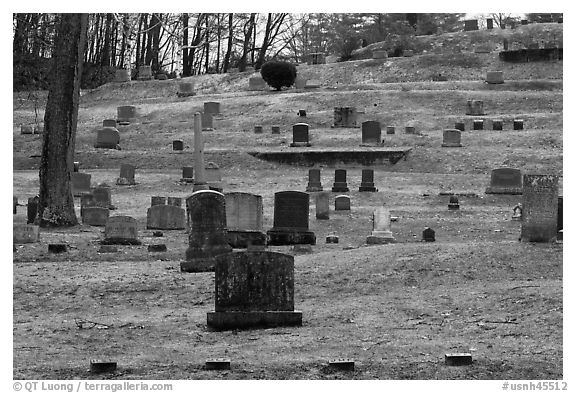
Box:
[260, 61, 297, 91]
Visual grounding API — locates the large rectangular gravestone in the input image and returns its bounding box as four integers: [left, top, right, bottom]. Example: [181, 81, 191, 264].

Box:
[521, 175, 559, 242]
[13, 224, 40, 243]
[306, 169, 323, 192]
[82, 207, 109, 227]
[116, 164, 136, 185]
[102, 216, 141, 245]
[207, 251, 302, 330]
[146, 205, 186, 230]
[442, 129, 462, 147]
[225, 192, 266, 248]
[290, 123, 311, 147]
[267, 191, 316, 245]
[71, 173, 92, 197]
[92, 186, 114, 209]
[359, 169, 378, 192]
[361, 121, 382, 146]
[94, 127, 120, 149]
[204, 102, 221, 115]
[366, 207, 396, 244]
[332, 169, 349, 192]
[485, 168, 523, 194]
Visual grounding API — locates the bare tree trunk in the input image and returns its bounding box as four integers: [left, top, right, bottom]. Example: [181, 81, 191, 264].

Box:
[38, 13, 88, 227]
[181, 13, 191, 76]
[215, 14, 221, 73]
[204, 14, 210, 73]
[223, 13, 234, 72]
[238, 13, 256, 72]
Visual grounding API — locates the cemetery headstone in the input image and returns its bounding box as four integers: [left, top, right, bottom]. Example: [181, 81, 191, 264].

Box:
[114, 68, 131, 83]
[181, 167, 194, 183]
[182, 190, 232, 272]
[13, 224, 40, 244]
[156, 74, 167, 80]
[294, 77, 307, 89]
[359, 169, 378, 191]
[71, 173, 92, 196]
[372, 49, 388, 59]
[473, 119, 484, 130]
[73, 161, 80, 172]
[492, 119, 503, 130]
[521, 175, 559, 242]
[466, 100, 485, 115]
[116, 163, 136, 185]
[21, 125, 34, 134]
[82, 207, 109, 227]
[254, 125, 263, 134]
[204, 102, 221, 116]
[102, 216, 141, 245]
[333, 107, 359, 128]
[48, 244, 67, 253]
[202, 112, 214, 131]
[334, 195, 351, 211]
[448, 196, 460, 210]
[117, 105, 137, 125]
[512, 203, 523, 221]
[485, 168, 523, 194]
[167, 197, 183, 207]
[366, 208, 396, 244]
[27, 196, 39, 224]
[304, 80, 321, 89]
[307, 52, 326, 65]
[361, 121, 382, 146]
[464, 19, 479, 31]
[147, 204, 186, 230]
[332, 169, 349, 192]
[487, 18, 493, 29]
[422, 227, 435, 242]
[271, 126, 280, 134]
[94, 127, 120, 149]
[514, 119, 524, 130]
[298, 110, 307, 117]
[177, 82, 196, 97]
[148, 244, 167, 252]
[306, 169, 323, 192]
[137, 65, 153, 80]
[486, 71, 504, 84]
[206, 162, 223, 192]
[102, 119, 117, 128]
[386, 126, 395, 135]
[315, 192, 330, 220]
[248, 76, 267, 90]
[290, 123, 311, 147]
[405, 126, 416, 134]
[442, 129, 462, 147]
[151, 196, 167, 206]
[267, 191, 316, 245]
[207, 251, 303, 330]
[225, 192, 266, 248]
[445, 353, 473, 366]
[93, 184, 115, 209]
[173, 140, 184, 151]
[454, 121, 465, 131]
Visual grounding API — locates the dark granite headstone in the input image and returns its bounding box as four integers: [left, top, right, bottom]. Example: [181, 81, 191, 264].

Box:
[386, 126, 395, 135]
[204, 102, 221, 115]
[117, 105, 137, 125]
[27, 196, 39, 224]
[485, 168, 523, 194]
[492, 119, 503, 130]
[102, 119, 117, 128]
[116, 163, 136, 185]
[271, 126, 280, 134]
[514, 119, 524, 130]
[73, 161, 80, 172]
[102, 216, 141, 245]
[486, 71, 504, 84]
[13, 224, 40, 243]
[333, 107, 358, 128]
[473, 119, 484, 130]
[167, 197, 183, 207]
[454, 122, 465, 131]
[254, 125, 263, 134]
[306, 169, 323, 192]
[422, 227, 435, 242]
[334, 195, 351, 211]
[331, 169, 349, 192]
[361, 121, 382, 145]
[173, 140, 184, 151]
[291, 123, 311, 147]
[521, 175, 559, 242]
[137, 65, 153, 80]
[267, 191, 316, 245]
[82, 207, 109, 226]
[181, 167, 194, 183]
[114, 68, 131, 83]
[359, 169, 378, 192]
[147, 205, 186, 230]
[202, 112, 214, 131]
[13, 196, 18, 215]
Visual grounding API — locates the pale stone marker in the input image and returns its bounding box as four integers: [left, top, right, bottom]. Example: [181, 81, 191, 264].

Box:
[291, 123, 311, 147]
[82, 207, 109, 227]
[267, 191, 316, 245]
[146, 205, 186, 230]
[71, 173, 92, 197]
[315, 192, 330, 220]
[442, 129, 462, 147]
[102, 216, 141, 245]
[182, 190, 232, 272]
[405, 126, 416, 134]
[225, 192, 266, 248]
[361, 121, 382, 146]
[485, 168, 523, 194]
[386, 126, 395, 135]
[366, 208, 395, 244]
[254, 125, 263, 134]
[207, 251, 303, 330]
[512, 203, 523, 221]
[94, 127, 120, 149]
[102, 119, 117, 128]
[114, 68, 131, 83]
[359, 169, 378, 192]
[13, 224, 40, 244]
[331, 169, 349, 192]
[455, 121, 465, 131]
[93, 184, 114, 209]
[294, 77, 307, 89]
[334, 195, 351, 211]
[306, 169, 323, 192]
[521, 174, 559, 242]
[514, 119, 524, 130]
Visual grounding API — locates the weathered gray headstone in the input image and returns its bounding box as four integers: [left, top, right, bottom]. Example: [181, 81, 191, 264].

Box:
[21, 125, 34, 135]
[225, 192, 266, 248]
[386, 126, 395, 135]
[359, 169, 378, 192]
[94, 127, 120, 149]
[366, 208, 395, 244]
[177, 82, 196, 97]
[454, 121, 465, 131]
[102, 216, 141, 245]
[102, 119, 117, 128]
[267, 191, 316, 245]
[82, 207, 109, 227]
[207, 251, 302, 330]
[315, 192, 330, 220]
[304, 79, 321, 89]
[182, 190, 232, 272]
[306, 169, 323, 192]
[291, 123, 311, 147]
[442, 129, 462, 147]
[137, 65, 153, 80]
[114, 68, 131, 83]
[486, 71, 504, 84]
[405, 126, 417, 134]
[116, 163, 136, 185]
[271, 126, 281, 134]
[333, 107, 359, 128]
[334, 195, 351, 211]
[254, 125, 263, 134]
[92, 185, 114, 209]
[202, 112, 214, 131]
[521, 175, 559, 242]
[206, 162, 223, 192]
[485, 168, 523, 194]
[487, 18, 493, 29]
[151, 196, 167, 206]
[13, 224, 40, 243]
[117, 105, 137, 125]
[294, 77, 307, 89]
[147, 204, 186, 230]
[204, 102, 221, 115]
[27, 196, 39, 224]
[464, 19, 479, 31]
[372, 49, 388, 59]
[361, 121, 382, 146]
[466, 100, 485, 115]
[71, 173, 92, 197]
[248, 76, 267, 90]
[331, 169, 349, 192]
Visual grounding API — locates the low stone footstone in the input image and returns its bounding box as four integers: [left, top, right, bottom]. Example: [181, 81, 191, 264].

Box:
[315, 192, 330, 220]
[405, 126, 416, 134]
[521, 174, 559, 242]
[454, 121, 465, 131]
[372, 49, 388, 59]
[48, 244, 67, 253]
[93, 184, 115, 209]
[473, 119, 484, 130]
[513, 119, 524, 130]
[94, 127, 120, 149]
[71, 173, 92, 197]
[151, 196, 167, 206]
[422, 227, 435, 242]
[306, 169, 323, 192]
[445, 353, 472, 366]
[294, 77, 307, 89]
[90, 360, 117, 374]
[292, 244, 313, 254]
[148, 244, 167, 252]
[116, 164, 136, 185]
[298, 110, 306, 117]
[206, 251, 303, 330]
[512, 203, 523, 221]
[448, 196, 460, 210]
[334, 195, 351, 211]
[267, 191, 316, 245]
[147, 204, 186, 230]
[361, 121, 382, 146]
[254, 125, 263, 134]
[333, 107, 359, 128]
[27, 196, 39, 224]
[21, 125, 34, 134]
[117, 105, 137, 125]
[359, 169, 378, 191]
[13, 224, 40, 244]
[486, 71, 504, 84]
[366, 208, 396, 244]
[173, 140, 184, 151]
[177, 82, 196, 97]
[304, 80, 321, 89]
[331, 169, 349, 192]
[466, 100, 484, 115]
[386, 126, 395, 135]
[102, 119, 117, 128]
[206, 162, 223, 192]
[137, 65, 153, 80]
[182, 190, 232, 272]
[204, 101, 221, 116]
[326, 234, 339, 243]
[181, 167, 194, 183]
[492, 119, 503, 130]
[202, 112, 214, 131]
[290, 123, 311, 147]
[442, 129, 462, 147]
[248, 76, 267, 90]
[205, 359, 231, 370]
[328, 359, 355, 371]
[167, 197, 183, 207]
[102, 216, 141, 245]
[225, 192, 266, 248]
[114, 68, 130, 83]
[485, 168, 523, 194]
[271, 126, 280, 134]
[82, 207, 109, 226]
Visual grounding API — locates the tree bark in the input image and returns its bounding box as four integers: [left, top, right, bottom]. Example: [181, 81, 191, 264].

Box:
[38, 13, 88, 227]
[238, 13, 256, 72]
[222, 13, 234, 72]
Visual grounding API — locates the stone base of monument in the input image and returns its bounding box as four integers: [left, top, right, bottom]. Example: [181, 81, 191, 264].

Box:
[227, 230, 267, 248]
[332, 183, 349, 192]
[180, 258, 217, 273]
[94, 143, 121, 150]
[115, 177, 136, 186]
[177, 91, 196, 97]
[442, 142, 462, 147]
[290, 142, 312, 147]
[207, 310, 302, 330]
[485, 186, 523, 195]
[267, 229, 316, 245]
[359, 184, 378, 192]
[306, 184, 323, 192]
[100, 238, 142, 246]
[366, 232, 396, 244]
[180, 177, 194, 183]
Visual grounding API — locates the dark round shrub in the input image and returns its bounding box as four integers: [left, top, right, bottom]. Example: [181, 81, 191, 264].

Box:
[260, 61, 297, 91]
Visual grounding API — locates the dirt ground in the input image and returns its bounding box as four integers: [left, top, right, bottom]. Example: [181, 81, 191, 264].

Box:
[12, 27, 563, 380]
